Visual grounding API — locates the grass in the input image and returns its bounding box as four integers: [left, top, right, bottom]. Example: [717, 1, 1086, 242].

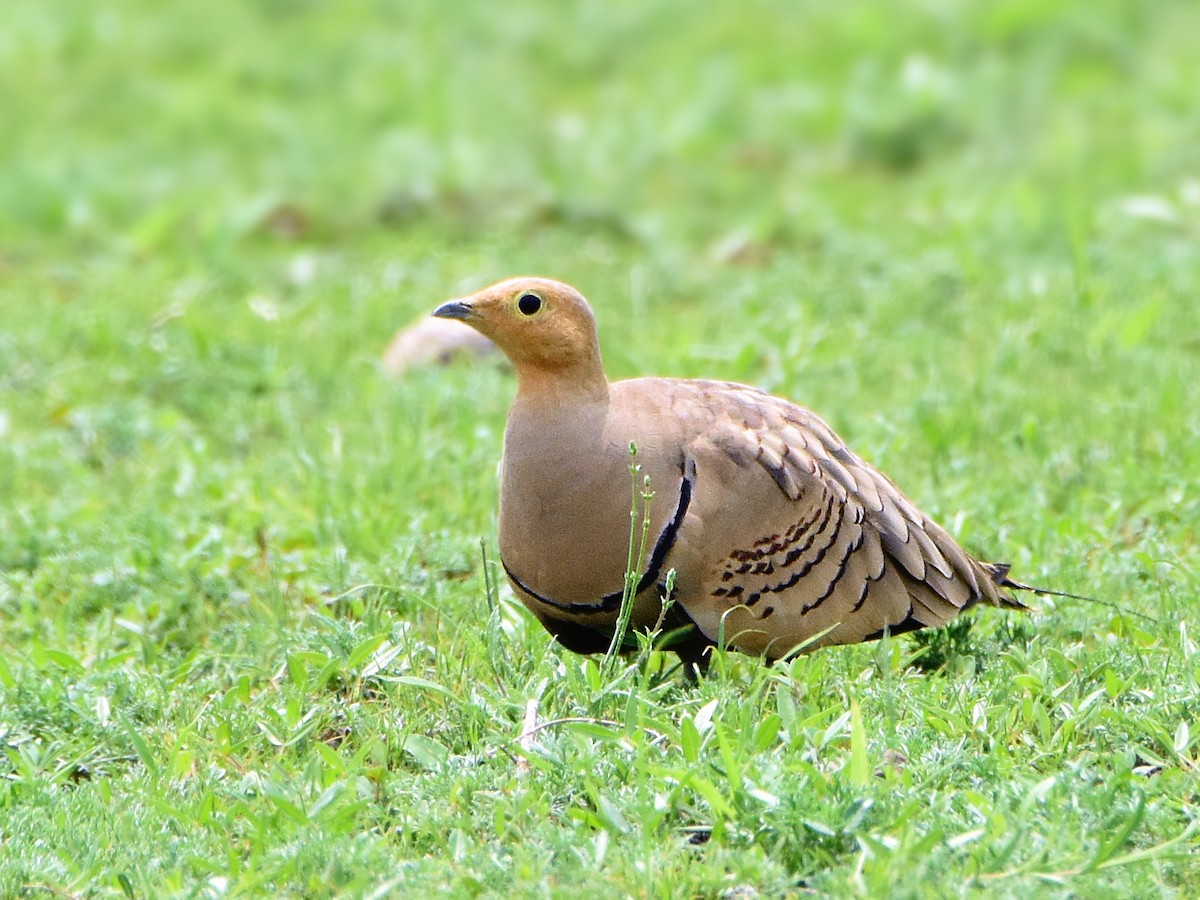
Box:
[2, 0, 1199, 896]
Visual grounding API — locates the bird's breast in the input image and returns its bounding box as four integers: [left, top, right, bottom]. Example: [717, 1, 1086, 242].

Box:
[497, 407, 683, 606]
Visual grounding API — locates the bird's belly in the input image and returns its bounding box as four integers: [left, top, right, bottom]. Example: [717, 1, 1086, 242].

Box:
[498, 453, 681, 608]
[499, 478, 638, 604]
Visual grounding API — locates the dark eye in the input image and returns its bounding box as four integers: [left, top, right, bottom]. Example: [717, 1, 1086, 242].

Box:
[517, 292, 542, 316]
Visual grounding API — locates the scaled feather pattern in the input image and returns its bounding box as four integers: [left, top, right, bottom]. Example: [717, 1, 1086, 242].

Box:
[434, 277, 1027, 673]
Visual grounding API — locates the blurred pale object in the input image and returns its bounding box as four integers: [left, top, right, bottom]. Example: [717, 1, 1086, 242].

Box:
[382, 315, 502, 376]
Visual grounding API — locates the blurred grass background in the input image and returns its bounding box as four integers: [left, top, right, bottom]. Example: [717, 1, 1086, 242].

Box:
[7, 0, 1198, 251]
[2, 0, 1199, 896]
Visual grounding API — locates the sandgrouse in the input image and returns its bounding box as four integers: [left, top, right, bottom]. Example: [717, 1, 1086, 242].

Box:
[435, 277, 1033, 673]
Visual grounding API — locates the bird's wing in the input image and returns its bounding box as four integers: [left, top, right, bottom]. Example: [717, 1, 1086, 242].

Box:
[650, 379, 1012, 659]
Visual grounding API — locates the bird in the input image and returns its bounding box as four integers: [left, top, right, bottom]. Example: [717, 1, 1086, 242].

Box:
[382, 315, 502, 377]
[433, 276, 1043, 675]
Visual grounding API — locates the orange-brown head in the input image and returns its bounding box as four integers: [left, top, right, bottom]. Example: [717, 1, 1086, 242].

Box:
[433, 277, 608, 396]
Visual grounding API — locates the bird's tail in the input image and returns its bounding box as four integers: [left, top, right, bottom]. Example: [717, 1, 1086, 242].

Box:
[983, 561, 1094, 602]
[982, 562, 1155, 622]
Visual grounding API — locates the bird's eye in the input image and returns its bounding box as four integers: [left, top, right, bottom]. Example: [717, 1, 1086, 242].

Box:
[517, 292, 543, 316]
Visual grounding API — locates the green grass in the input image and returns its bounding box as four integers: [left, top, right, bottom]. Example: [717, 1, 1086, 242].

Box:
[3, 0, 1199, 896]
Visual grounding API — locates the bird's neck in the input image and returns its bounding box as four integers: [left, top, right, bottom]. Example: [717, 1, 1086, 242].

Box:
[512, 360, 610, 406]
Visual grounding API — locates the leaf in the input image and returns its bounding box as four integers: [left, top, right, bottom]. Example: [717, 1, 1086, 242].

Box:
[266, 789, 310, 826]
[593, 829, 609, 867]
[1095, 818, 1200, 872]
[841, 797, 873, 832]
[683, 772, 734, 820]
[315, 742, 346, 774]
[119, 713, 161, 780]
[747, 784, 780, 808]
[1173, 720, 1190, 755]
[1104, 667, 1125, 699]
[849, 698, 869, 787]
[1085, 789, 1146, 872]
[694, 698, 719, 733]
[776, 686, 796, 733]
[1116, 195, 1176, 223]
[392, 675, 457, 700]
[346, 635, 387, 670]
[715, 722, 743, 795]
[821, 710, 852, 748]
[400, 734, 449, 770]
[680, 716, 701, 763]
[1019, 776, 1058, 815]
[168, 748, 195, 781]
[309, 782, 353, 820]
[257, 720, 286, 748]
[947, 828, 985, 849]
[361, 640, 403, 678]
[1119, 299, 1163, 348]
[286, 653, 309, 689]
[95, 696, 111, 727]
[45, 649, 85, 674]
[596, 794, 631, 834]
[803, 818, 836, 837]
[753, 714, 782, 753]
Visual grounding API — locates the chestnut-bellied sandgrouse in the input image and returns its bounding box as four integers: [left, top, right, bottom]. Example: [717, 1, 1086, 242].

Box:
[435, 277, 1041, 674]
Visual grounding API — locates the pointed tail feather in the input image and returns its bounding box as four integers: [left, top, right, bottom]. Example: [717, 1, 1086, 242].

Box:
[982, 562, 1156, 623]
[978, 562, 1030, 610]
[984, 561, 1094, 602]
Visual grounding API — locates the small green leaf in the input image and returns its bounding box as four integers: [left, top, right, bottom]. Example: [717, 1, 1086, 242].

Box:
[44, 648, 85, 674]
[596, 794, 631, 834]
[393, 675, 458, 700]
[286, 653, 309, 689]
[361, 640, 403, 678]
[168, 748, 195, 781]
[715, 722, 743, 794]
[776, 686, 796, 734]
[401, 733, 449, 770]
[315, 742, 346, 774]
[753, 714, 782, 752]
[119, 713, 161, 780]
[1173, 720, 1191, 755]
[346, 635, 386, 670]
[683, 772, 734, 820]
[680, 716, 700, 763]
[1085, 789, 1146, 872]
[694, 698, 718, 733]
[849, 698, 869, 787]
[266, 789, 310, 826]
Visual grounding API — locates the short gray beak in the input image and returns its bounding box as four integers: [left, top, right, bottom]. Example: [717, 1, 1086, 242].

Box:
[432, 300, 475, 321]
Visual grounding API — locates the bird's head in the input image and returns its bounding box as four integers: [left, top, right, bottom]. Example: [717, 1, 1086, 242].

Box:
[432, 277, 605, 384]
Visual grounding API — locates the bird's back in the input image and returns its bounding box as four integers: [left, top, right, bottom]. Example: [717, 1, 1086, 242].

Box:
[619, 377, 1017, 658]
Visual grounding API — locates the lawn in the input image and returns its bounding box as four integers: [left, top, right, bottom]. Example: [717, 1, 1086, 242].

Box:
[2, 0, 1199, 896]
